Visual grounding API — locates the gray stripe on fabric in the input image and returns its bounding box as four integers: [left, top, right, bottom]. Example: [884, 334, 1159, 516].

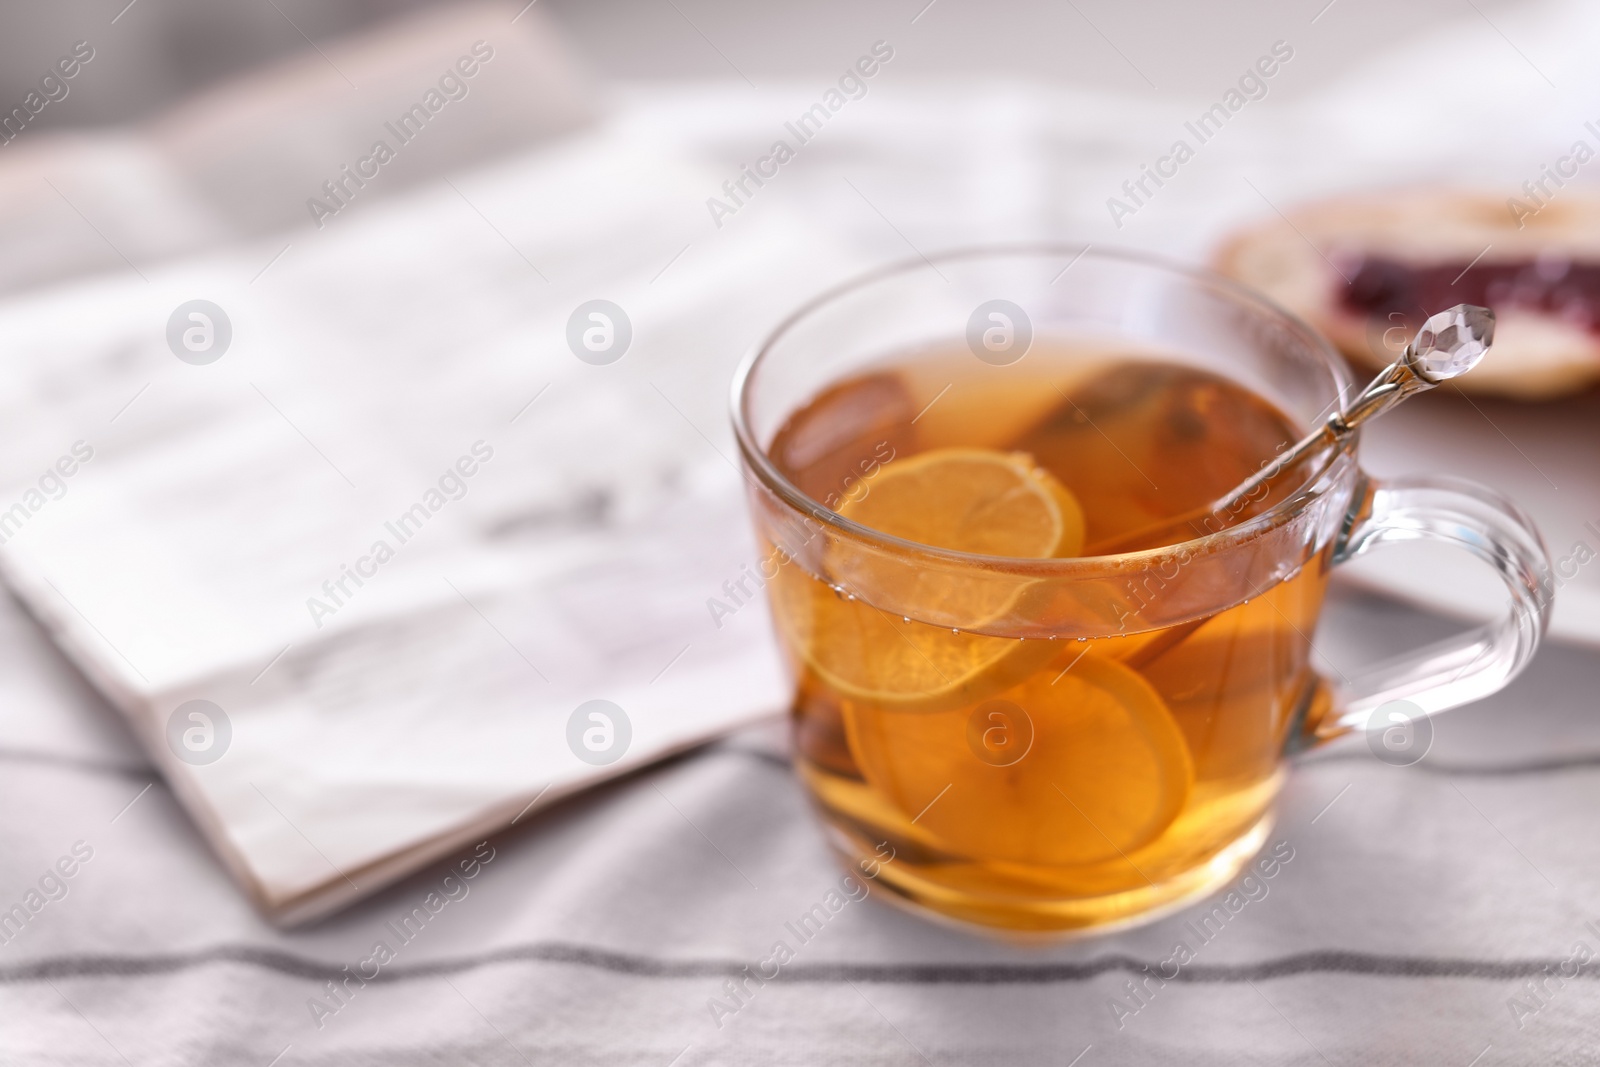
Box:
[8, 740, 1600, 784]
[1, 943, 1594, 987]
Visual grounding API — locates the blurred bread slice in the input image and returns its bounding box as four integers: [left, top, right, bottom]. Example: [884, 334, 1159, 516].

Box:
[1214, 188, 1600, 399]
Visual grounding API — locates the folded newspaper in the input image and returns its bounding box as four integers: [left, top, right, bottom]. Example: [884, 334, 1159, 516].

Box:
[0, 121, 850, 924]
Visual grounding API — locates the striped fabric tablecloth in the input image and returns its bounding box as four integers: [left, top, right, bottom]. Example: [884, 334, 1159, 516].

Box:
[2, 585, 1598, 1064]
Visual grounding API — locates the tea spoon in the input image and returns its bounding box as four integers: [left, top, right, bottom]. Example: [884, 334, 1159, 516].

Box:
[1087, 304, 1495, 554]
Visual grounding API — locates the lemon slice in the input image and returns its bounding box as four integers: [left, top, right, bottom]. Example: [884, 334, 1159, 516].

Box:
[772, 448, 1084, 714]
[845, 652, 1193, 866]
[838, 447, 1084, 560]
[769, 583, 1050, 714]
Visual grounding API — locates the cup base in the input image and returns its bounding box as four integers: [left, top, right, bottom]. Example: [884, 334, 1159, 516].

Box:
[833, 811, 1276, 940]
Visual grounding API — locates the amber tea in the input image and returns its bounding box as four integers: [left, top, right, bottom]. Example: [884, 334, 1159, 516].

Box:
[762, 348, 1333, 932]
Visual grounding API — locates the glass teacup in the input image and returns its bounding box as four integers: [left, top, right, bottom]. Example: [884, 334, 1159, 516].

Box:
[732, 246, 1550, 934]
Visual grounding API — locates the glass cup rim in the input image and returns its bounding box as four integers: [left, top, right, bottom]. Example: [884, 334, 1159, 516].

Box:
[730, 242, 1358, 571]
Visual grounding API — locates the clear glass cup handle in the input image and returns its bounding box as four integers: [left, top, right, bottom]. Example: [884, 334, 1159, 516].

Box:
[1319, 474, 1552, 734]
